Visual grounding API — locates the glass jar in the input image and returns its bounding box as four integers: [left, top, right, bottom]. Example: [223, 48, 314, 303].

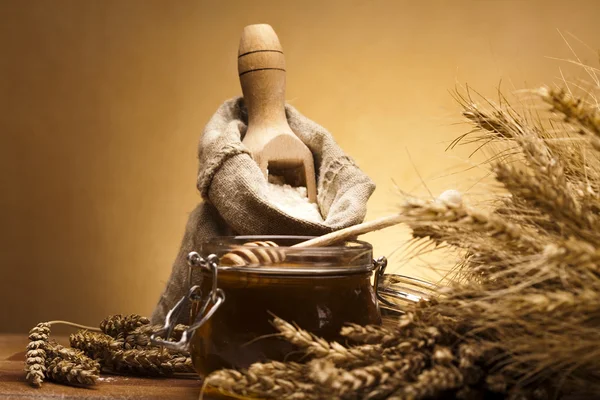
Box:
[150, 235, 436, 378]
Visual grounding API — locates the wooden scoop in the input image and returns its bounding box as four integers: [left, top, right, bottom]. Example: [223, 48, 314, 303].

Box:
[238, 24, 317, 202]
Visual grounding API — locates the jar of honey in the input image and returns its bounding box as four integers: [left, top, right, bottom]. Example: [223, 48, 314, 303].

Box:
[150, 235, 434, 378]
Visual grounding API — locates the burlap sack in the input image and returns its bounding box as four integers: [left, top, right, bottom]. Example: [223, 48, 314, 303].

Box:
[151, 97, 376, 324]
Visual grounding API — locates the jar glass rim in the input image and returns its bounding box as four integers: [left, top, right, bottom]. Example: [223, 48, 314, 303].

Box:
[199, 235, 374, 276]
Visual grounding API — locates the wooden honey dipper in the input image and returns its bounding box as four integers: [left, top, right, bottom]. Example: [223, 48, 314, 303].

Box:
[238, 24, 317, 202]
[220, 213, 404, 266]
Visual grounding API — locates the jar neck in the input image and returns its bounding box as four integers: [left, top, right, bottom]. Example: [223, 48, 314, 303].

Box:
[203, 269, 374, 289]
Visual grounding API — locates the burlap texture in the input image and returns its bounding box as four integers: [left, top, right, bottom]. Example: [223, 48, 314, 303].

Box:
[151, 97, 375, 324]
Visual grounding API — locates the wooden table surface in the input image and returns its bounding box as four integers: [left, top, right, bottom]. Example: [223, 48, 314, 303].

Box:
[0, 334, 225, 400]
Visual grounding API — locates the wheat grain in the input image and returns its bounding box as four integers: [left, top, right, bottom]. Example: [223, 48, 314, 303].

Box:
[70, 330, 115, 361]
[25, 323, 50, 388]
[104, 347, 194, 376]
[340, 323, 395, 344]
[46, 341, 100, 372]
[100, 314, 150, 338]
[204, 366, 319, 399]
[46, 358, 98, 386]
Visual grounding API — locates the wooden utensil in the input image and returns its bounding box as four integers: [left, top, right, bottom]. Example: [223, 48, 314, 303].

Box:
[238, 24, 317, 202]
[220, 213, 404, 266]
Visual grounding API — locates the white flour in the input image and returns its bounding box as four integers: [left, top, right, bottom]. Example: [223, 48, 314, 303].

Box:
[265, 182, 324, 223]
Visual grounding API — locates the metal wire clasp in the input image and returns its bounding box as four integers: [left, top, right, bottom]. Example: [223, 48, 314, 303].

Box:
[150, 252, 225, 352]
[373, 256, 388, 298]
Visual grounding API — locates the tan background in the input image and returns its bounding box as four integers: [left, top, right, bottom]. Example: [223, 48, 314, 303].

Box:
[1, 0, 598, 333]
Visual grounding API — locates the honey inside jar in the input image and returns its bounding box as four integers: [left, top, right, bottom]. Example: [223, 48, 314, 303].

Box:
[188, 236, 382, 377]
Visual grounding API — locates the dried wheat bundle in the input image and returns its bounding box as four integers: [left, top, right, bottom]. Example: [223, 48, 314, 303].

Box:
[204, 59, 600, 398]
[71, 317, 195, 376]
[204, 315, 546, 399]
[429, 77, 600, 394]
[24, 321, 102, 388]
[25, 315, 194, 388]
